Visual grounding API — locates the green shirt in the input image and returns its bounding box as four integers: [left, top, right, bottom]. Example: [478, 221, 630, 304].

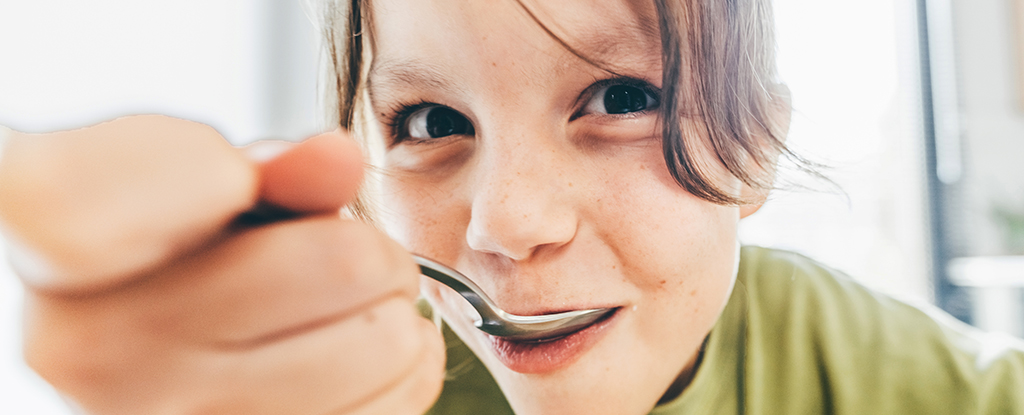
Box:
[425, 247, 1024, 414]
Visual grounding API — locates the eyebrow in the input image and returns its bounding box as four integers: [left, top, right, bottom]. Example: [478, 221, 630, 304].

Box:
[570, 23, 662, 74]
[366, 23, 662, 105]
[515, 2, 662, 75]
[367, 58, 467, 104]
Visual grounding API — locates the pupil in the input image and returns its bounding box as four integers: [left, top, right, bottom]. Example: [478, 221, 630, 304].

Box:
[426, 107, 469, 138]
[603, 85, 647, 114]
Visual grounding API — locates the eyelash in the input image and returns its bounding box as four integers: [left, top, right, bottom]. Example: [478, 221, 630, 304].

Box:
[572, 77, 662, 120]
[383, 100, 434, 146]
[380, 76, 661, 145]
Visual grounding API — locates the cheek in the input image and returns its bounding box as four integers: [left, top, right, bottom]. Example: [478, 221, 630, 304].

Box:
[594, 147, 738, 273]
[593, 154, 740, 338]
[630, 206, 738, 352]
[377, 175, 468, 259]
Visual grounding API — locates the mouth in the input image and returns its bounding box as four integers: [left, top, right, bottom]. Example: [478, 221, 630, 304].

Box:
[484, 307, 621, 373]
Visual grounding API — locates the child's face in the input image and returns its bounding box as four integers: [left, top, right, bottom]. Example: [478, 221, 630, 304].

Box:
[369, 0, 751, 413]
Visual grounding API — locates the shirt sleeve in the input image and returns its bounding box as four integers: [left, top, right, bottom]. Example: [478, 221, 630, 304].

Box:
[958, 330, 1024, 414]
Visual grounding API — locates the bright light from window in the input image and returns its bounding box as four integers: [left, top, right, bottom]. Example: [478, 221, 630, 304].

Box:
[739, 0, 932, 303]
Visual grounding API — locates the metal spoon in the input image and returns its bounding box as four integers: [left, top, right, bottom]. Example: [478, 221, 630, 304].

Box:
[413, 255, 614, 341]
[232, 205, 613, 339]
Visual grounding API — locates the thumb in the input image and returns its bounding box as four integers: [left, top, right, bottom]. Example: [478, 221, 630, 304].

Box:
[250, 130, 365, 214]
[0, 116, 258, 292]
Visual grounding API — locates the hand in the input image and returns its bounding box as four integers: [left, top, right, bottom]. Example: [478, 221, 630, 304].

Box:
[0, 115, 445, 414]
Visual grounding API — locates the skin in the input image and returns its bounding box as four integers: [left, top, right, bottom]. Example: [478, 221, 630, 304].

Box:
[2, 116, 445, 414]
[1, 1, 789, 413]
[367, 0, 781, 414]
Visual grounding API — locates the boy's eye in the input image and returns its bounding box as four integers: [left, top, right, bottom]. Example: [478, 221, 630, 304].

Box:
[584, 83, 658, 115]
[406, 105, 474, 140]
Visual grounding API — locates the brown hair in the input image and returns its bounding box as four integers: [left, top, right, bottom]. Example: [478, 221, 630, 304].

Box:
[318, 0, 813, 214]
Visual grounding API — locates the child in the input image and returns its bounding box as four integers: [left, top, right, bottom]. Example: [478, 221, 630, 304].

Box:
[1, 0, 1022, 414]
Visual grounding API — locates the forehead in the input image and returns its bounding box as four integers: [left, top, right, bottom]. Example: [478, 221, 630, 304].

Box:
[366, 0, 661, 90]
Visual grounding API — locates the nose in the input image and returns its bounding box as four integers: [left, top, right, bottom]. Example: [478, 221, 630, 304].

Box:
[465, 135, 579, 261]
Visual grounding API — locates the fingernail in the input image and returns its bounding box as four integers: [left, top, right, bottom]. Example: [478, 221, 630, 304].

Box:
[5, 239, 56, 287]
[244, 140, 294, 163]
[0, 125, 13, 165]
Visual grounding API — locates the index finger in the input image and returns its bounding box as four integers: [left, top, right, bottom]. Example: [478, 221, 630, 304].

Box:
[252, 130, 365, 214]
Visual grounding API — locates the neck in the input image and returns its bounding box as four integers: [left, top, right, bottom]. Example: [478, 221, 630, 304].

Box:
[656, 335, 709, 405]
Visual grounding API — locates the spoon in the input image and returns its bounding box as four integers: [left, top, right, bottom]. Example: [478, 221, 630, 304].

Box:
[232, 204, 613, 341]
[413, 255, 614, 341]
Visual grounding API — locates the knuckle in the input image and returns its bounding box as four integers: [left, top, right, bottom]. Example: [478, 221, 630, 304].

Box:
[329, 306, 445, 415]
[362, 298, 431, 360]
[189, 300, 438, 415]
[158, 218, 420, 346]
[406, 319, 447, 410]
[328, 219, 421, 300]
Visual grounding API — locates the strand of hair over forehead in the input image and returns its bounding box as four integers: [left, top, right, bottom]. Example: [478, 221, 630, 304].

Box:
[308, 0, 364, 130]
[318, 0, 826, 210]
[658, 0, 826, 205]
[315, 0, 381, 223]
[516, 0, 807, 206]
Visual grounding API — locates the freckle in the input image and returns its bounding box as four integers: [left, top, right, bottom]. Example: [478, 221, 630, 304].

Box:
[689, 289, 697, 296]
[612, 265, 617, 269]
[660, 280, 667, 285]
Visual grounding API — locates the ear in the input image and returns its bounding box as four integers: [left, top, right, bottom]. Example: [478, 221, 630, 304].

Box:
[738, 198, 764, 218]
[739, 84, 791, 219]
[739, 185, 766, 218]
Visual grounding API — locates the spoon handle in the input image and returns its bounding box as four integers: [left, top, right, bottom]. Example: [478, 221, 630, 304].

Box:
[412, 255, 504, 324]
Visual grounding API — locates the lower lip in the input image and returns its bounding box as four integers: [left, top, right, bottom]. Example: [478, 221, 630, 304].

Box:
[484, 309, 619, 374]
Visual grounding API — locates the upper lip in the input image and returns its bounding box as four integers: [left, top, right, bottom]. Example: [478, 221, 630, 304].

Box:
[456, 261, 617, 312]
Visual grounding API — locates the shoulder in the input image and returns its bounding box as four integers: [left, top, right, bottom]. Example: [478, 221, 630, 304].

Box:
[736, 246, 1024, 414]
[738, 246, 914, 337]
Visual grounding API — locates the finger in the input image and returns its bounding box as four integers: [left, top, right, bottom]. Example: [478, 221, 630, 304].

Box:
[0, 115, 258, 292]
[165, 216, 420, 346]
[338, 317, 447, 415]
[29, 298, 445, 415]
[254, 131, 364, 214]
[23, 216, 429, 414]
[31, 216, 421, 349]
[183, 299, 446, 415]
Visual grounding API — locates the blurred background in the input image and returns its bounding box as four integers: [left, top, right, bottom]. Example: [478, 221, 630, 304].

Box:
[0, 0, 1022, 412]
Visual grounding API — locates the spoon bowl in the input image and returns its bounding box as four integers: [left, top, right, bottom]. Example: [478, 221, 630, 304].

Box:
[413, 255, 615, 341]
